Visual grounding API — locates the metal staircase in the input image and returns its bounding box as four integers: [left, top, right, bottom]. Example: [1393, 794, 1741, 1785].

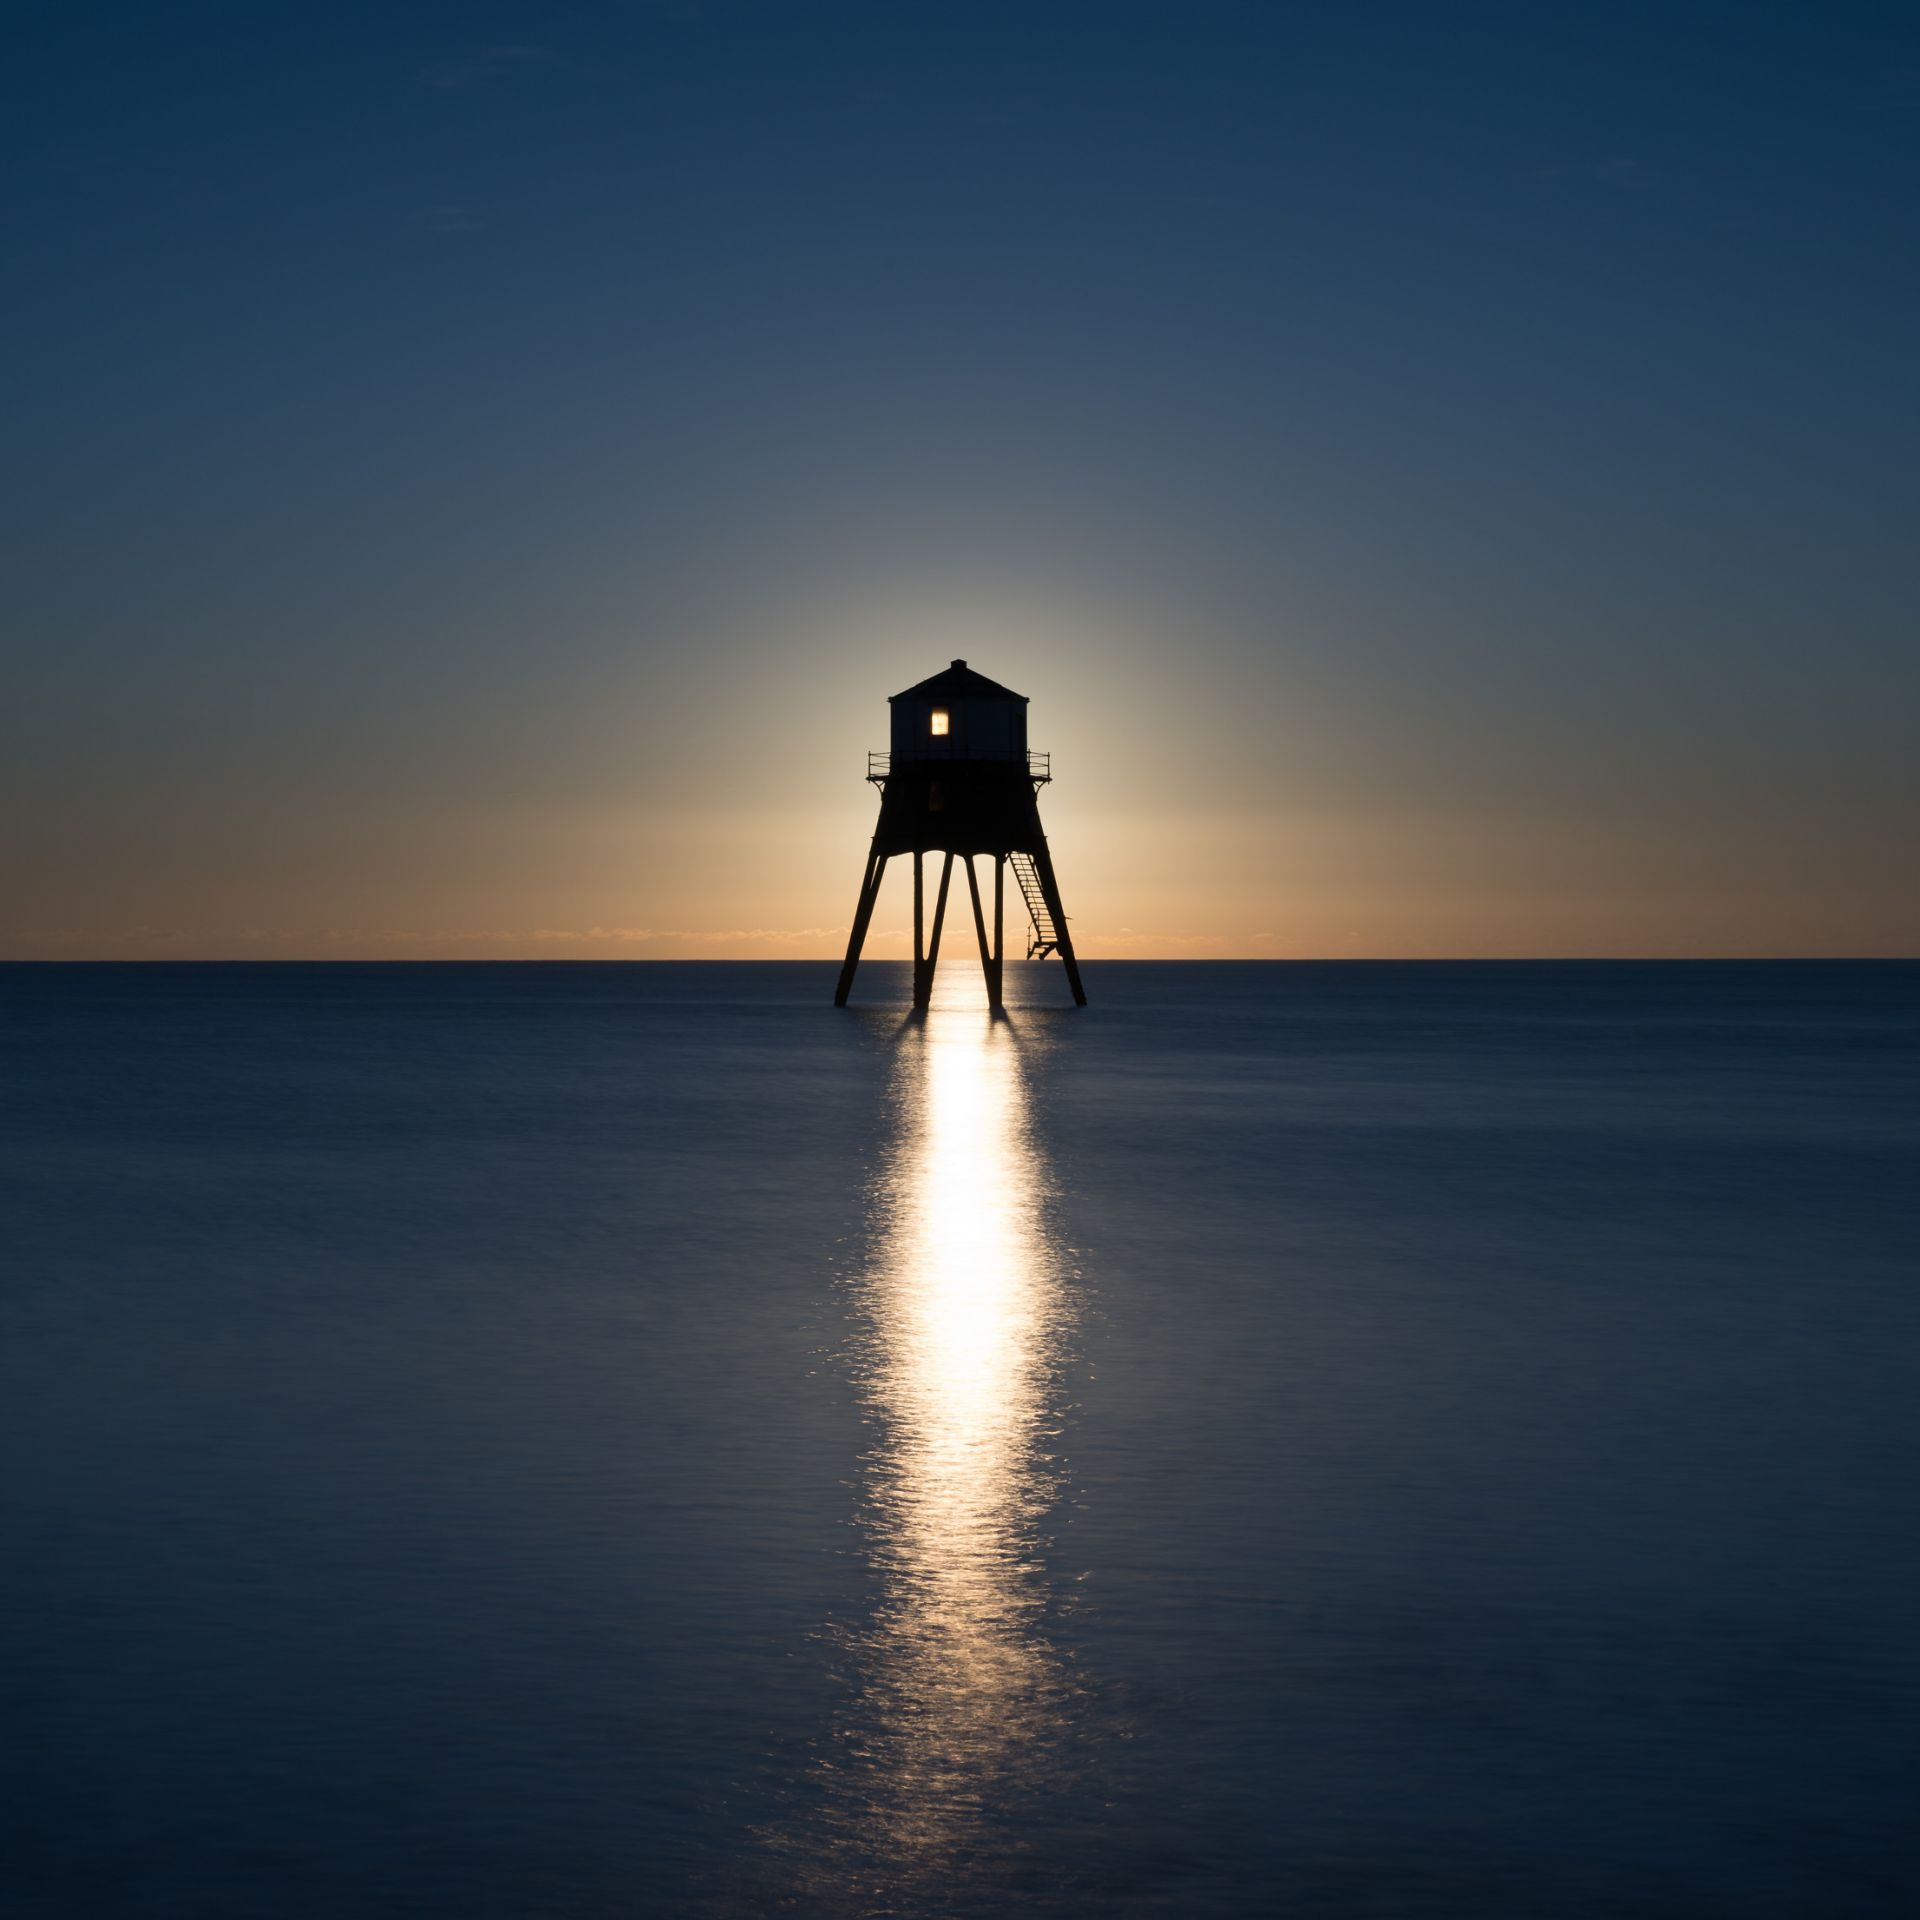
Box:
[1008, 851, 1061, 959]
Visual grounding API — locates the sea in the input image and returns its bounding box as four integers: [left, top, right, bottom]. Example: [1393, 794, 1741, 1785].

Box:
[3, 960, 1917, 1918]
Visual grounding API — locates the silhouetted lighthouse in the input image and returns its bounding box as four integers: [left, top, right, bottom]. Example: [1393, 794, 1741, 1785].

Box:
[835, 661, 1085, 1010]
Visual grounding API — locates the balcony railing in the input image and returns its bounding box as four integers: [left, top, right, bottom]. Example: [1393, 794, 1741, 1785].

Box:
[867, 749, 1050, 784]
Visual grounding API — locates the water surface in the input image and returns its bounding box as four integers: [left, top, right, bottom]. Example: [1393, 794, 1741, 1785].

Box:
[3, 961, 1917, 1915]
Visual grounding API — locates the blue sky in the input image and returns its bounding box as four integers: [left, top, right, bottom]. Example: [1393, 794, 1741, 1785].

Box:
[5, 1, 1916, 954]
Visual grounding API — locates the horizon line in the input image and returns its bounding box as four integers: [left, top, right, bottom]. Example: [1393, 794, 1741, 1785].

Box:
[4, 956, 1915, 968]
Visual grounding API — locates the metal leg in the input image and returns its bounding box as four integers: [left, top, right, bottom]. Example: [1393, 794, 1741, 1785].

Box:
[964, 856, 994, 1002]
[912, 853, 925, 1006]
[992, 856, 1005, 1010]
[918, 853, 954, 1009]
[834, 845, 887, 1006]
[1031, 842, 1086, 1006]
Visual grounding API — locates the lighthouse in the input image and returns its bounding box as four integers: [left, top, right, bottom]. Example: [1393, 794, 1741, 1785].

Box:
[834, 661, 1086, 1009]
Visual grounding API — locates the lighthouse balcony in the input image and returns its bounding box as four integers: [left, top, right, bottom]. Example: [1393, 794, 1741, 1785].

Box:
[868, 749, 1050, 784]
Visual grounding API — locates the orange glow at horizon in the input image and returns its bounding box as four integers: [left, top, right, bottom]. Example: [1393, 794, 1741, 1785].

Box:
[7, 595, 1913, 963]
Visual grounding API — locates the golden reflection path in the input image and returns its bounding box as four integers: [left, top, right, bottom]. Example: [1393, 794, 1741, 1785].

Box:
[805, 976, 1076, 1902]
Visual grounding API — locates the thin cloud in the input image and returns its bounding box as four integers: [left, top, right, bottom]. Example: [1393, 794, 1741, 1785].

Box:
[4, 925, 850, 954]
[1080, 927, 1222, 951]
[3, 923, 1235, 958]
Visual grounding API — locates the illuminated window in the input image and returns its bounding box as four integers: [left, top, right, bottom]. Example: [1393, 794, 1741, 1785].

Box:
[930, 708, 950, 737]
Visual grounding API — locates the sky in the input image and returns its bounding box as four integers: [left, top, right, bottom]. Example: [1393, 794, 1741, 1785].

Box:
[4, 1, 1916, 959]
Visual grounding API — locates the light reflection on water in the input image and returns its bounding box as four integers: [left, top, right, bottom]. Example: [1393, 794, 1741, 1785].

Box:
[796, 975, 1079, 1905]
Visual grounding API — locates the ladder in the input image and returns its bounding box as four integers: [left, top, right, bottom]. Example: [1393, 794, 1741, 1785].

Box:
[1007, 852, 1061, 959]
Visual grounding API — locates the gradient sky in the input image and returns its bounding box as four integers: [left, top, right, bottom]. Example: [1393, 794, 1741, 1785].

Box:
[5, 1, 1916, 958]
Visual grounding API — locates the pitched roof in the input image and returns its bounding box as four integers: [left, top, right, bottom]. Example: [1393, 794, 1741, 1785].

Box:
[889, 658, 1027, 704]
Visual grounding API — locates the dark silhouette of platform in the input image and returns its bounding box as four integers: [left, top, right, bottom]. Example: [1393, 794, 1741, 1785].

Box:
[835, 661, 1085, 1009]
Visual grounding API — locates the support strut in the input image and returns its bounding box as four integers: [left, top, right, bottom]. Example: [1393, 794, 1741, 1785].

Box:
[914, 853, 955, 1009]
[834, 844, 887, 1007]
[1029, 841, 1086, 1006]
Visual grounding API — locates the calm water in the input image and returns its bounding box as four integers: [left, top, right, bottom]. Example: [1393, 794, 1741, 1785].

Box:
[3, 961, 1918, 1917]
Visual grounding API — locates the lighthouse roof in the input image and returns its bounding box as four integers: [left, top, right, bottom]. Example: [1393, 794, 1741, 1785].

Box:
[889, 658, 1027, 705]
